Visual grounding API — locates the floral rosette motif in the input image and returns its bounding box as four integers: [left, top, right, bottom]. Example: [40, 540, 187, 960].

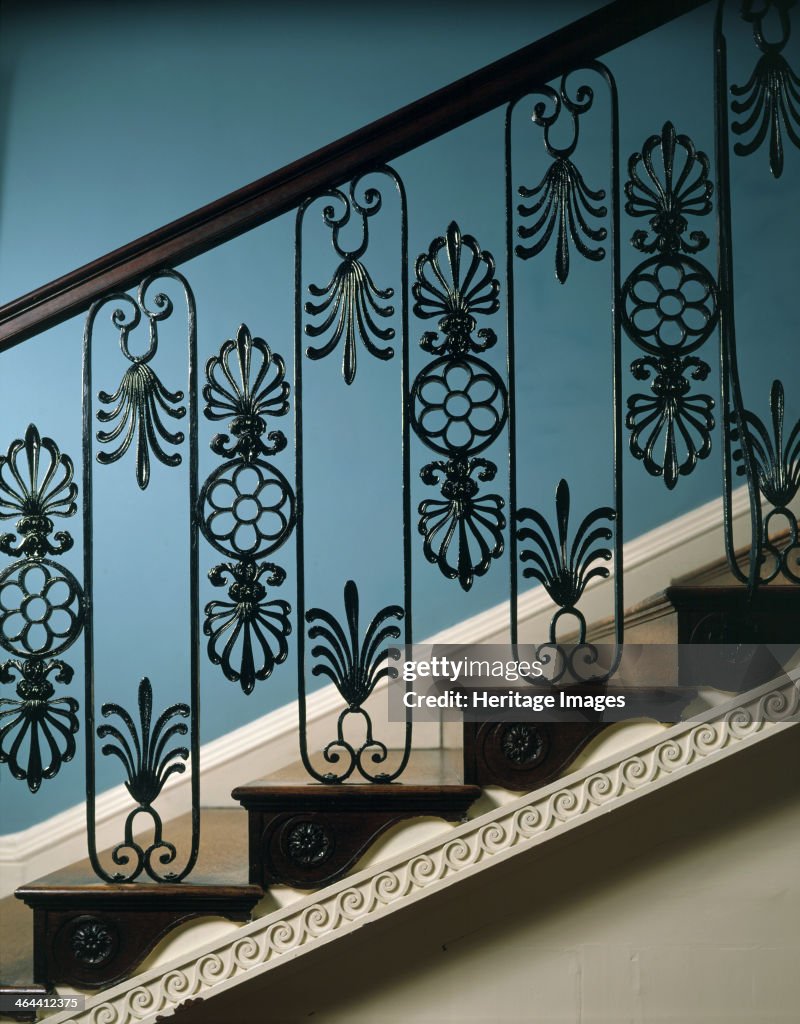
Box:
[199, 325, 295, 694]
[621, 122, 718, 488]
[411, 222, 507, 590]
[0, 425, 83, 792]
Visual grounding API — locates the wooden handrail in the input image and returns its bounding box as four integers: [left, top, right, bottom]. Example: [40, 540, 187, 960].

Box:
[0, 0, 709, 352]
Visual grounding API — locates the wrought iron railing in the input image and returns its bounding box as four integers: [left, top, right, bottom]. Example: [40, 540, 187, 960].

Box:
[0, 0, 797, 886]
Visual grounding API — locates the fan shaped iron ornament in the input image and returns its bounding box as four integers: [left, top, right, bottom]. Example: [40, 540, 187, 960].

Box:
[621, 122, 717, 489]
[731, 0, 800, 179]
[205, 561, 291, 695]
[97, 677, 189, 882]
[516, 74, 608, 283]
[0, 658, 79, 793]
[200, 325, 294, 693]
[0, 424, 78, 559]
[304, 177, 396, 384]
[517, 478, 615, 644]
[411, 223, 507, 590]
[89, 271, 194, 490]
[627, 354, 715, 490]
[0, 425, 83, 792]
[305, 580, 403, 783]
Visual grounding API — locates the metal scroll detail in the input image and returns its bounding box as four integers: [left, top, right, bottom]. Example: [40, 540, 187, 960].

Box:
[506, 62, 623, 664]
[622, 122, 718, 489]
[303, 177, 395, 384]
[515, 75, 608, 283]
[91, 273, 191, 490]
[411, 222, 507, 591]
[98, 677, 189, 881]
[0, 426, 82, 792]
[200, 324, 294, 693]
[731, 0, 800, 179]
[517, 479, 615, 644]
[295, 166, 411, 785]
[83, 268, 199, 883]
[305, 580, 403, 783]
[731, 381, 800, 582]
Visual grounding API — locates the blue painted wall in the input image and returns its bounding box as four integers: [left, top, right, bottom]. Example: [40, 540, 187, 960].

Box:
[0, 0, 796, 831]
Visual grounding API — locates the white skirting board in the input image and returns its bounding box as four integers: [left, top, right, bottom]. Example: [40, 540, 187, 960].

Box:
[0, 485, 756, 895]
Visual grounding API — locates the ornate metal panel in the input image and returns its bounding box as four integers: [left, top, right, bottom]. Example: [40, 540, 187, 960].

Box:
[199, 324, 295, 693]
[507, 63, 623, 659]
[0, 426, 83, 792]
[715, 0, 800, 588]
[82, 269, 199, 881]
[621, 121, 718, 490]
[411, 221, 507, 592]
[295, 168, 412, 783]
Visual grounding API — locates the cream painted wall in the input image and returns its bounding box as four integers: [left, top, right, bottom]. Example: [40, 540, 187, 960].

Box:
[178, 728, 799, 1024]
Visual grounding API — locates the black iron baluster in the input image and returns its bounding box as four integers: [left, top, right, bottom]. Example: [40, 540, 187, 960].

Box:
[507, 64, 622, 666]
[82, 269, 200, 882]
[199, 325, 295, 693]
[302, 178, 397, 385]
[296, 168, 411, 782]
[0, 426, 83, 791]
[715, 0, 799, 588]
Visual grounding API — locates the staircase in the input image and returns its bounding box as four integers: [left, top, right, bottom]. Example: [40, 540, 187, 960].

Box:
[0, 0, 798, 1019]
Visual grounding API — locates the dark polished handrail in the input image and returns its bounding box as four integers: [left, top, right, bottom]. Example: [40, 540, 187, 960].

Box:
[0, 0, 708, 351]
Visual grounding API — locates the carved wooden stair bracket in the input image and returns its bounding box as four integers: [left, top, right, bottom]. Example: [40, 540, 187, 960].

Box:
[233, 752, 481, 889]
[14, 883, 262, 991]
[463, 720, 609, 791]
[463, 688, 701, 791]
[668, 585, 800, 691]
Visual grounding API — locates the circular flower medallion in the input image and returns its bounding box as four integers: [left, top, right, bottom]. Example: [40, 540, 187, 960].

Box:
[0, 559, 84, 658]
[70, 918, 116, 966]
[620, 255, 718, 355]
[410, 355, 507, 456]
[501, 723, 547, 767]
[199, 459, 296, 560]
[285, 821, 332, 866]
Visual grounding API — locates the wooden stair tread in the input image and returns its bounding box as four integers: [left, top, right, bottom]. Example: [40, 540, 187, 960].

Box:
[234, 747, 472, 797]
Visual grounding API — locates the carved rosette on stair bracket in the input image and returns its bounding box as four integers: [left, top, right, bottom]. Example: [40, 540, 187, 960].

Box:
[199, 325, 295, 694]
[411, 222, 507, 591]
[622, 122, 718, 490]
[0, 426, 83, 792]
